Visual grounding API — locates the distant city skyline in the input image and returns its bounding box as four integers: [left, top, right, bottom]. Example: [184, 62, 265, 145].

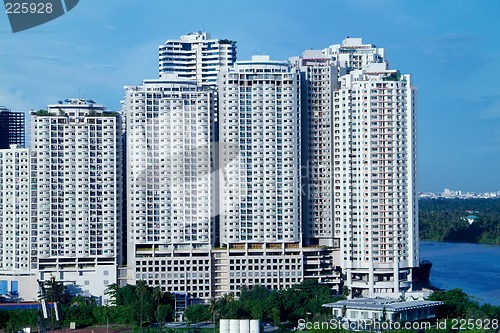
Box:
[419, 188, 500, 199]
[1, 1, 499, 192]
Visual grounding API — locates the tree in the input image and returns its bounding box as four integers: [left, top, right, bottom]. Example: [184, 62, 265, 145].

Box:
[105, 283, 119, 306]
[381, 307, 387, 321]
[136, 280, 149, 331]
[153, 286, 166, 331]
[63, 297, 97, 327]
[428, 288, 476, 318]
[220, 301, 248, 320]
[419, 198, 500, 245]
[40, 277, 72, 305]
[115, 284, 137, 306]
[184, 304, 211, 323]
[342, 285, 350, 298]
[208, 297, 222, 329]
[239, 285, 271, 303]
[4, 309, 37, 333]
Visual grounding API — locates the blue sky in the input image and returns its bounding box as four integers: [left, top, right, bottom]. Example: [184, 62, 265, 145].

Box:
[1, 0, 499, 192]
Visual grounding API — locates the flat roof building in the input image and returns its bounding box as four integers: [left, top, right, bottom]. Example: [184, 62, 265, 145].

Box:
[323, 298, 443, 322]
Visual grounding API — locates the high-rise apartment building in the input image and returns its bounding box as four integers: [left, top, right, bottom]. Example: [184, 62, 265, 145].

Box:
[214, 55, 329, 296]
[294, 38, 418, 298]
[0, 144, 36, 300]
[332, 57, 418, 297]
[292, 39, 385, 249]
[122, 58, 338, 303]
[122, 36, 417, 302]
[292, 50, 338, 248]
[123, 76, 216, 301]
[30, 99, 123, 302]
[218, 55, 302, 244]
[0, 145, 31, 272]
[159, 32, 237, 88]
[0, 99, 123, 302]
[0, 107, 25, 149]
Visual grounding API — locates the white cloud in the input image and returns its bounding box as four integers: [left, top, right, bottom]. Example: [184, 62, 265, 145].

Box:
[0, 87, 36, 111]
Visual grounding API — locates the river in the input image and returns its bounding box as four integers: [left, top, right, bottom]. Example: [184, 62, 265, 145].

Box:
[419, 241, 500, 305]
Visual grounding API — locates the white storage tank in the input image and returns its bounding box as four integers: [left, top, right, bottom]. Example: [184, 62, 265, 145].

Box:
[250, 319, 260, 333]
[230, 319, 240, 333]
[220, 319, 230, 333]
[240, 319, 250, 333]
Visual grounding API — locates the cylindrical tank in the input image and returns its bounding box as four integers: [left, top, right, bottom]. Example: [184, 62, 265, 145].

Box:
[230, 319, 240, 333]
[240, 319, 250, 333]
[250, 319, 260, 333]
[220, 319, 230, 333]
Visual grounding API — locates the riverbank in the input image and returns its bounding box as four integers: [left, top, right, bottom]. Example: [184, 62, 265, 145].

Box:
[420, 241, 500, 305]
[419, 198, 500, 245]
[420, 238, 499, 246]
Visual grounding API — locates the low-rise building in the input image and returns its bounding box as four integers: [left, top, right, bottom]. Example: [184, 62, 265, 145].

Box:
[323, 298, 443, 322]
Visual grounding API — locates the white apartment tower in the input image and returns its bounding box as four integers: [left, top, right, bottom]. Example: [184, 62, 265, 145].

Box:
[333, 61, 418, 297]
[0, 145, 31, 272]
[292, 39, 386, 248]
[123, 76, 216, 301]
[159, 32, 237, 87]
[213, 56, 317, 296]
[0, 145, 37, 300]
[31, 99, 123, 302]
[295, 38, 418, 298]
[218, 55, 302, 244]
[291, 50, 338, 248]
[122, 36, 417, 301]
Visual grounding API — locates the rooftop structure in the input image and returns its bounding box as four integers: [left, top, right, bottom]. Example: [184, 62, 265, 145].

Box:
[159, 32, 236, 87]
[324, 298, 443, 322]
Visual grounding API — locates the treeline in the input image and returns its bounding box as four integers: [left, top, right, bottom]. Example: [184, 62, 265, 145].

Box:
[419, 198, 500, 245]
[184, 280, 343, 326]
[427, 288, 500, 320]
[0, 280, 340, 332]
[1, 280, 500, 333]
[0, 280, 174, 332]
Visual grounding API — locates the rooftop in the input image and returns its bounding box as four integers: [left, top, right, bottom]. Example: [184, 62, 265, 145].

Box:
[323, 298, 443, 312]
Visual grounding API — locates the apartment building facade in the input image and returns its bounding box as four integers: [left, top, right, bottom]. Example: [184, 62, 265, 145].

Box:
[291, 50, 338, 248]
[333, 62, 418, 297]
[289, 39, 418, 298]
[216, 55, 305, 294]
[123, 37, 417, 302]
[0, 99, 123, 302]
[215, 55, 340, 295]
[218, 55, 302, 245]
[31, 99, 123, 302]
[123, 76, 216, 301]
[0, 145, 36, 300]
